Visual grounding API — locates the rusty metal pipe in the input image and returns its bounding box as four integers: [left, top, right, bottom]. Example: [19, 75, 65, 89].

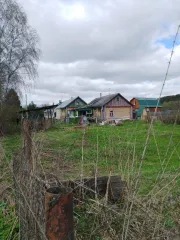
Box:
[45, 187, 74, 240]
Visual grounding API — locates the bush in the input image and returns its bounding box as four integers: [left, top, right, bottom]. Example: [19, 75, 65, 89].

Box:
[69, 117, 80, 124]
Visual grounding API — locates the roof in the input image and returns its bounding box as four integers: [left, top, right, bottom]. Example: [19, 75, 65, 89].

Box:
[135, 106, 145, 118]
[134, 98, 162, 117]
[55, 98, 74, 109]
[88, 93, 131, 107]
[55, 96, 86, 109]
[136, 98, 162, 107]
[19, 104, 58, 113]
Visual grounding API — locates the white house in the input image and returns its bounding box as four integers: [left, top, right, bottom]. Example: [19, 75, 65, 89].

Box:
[54, 97, 87, 121]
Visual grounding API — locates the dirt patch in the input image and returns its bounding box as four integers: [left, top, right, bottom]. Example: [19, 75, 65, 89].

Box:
[39, 149, 78, 178]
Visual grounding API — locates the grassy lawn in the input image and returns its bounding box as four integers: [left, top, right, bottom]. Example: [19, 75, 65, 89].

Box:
[39, 120, 180, 195]
[1, 120, 180, 194]
[1, 120, 180, 239]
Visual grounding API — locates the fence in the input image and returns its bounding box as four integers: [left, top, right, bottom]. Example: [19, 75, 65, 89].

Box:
[12, 120, 125, 239]
[25, 118, 53, 131]
[147, 111, 180, 124]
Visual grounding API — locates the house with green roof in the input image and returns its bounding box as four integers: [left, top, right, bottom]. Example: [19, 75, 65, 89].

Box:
[130, 98, 162, 120]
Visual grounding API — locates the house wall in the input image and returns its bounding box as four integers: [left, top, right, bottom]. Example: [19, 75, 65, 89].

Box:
[61, 109, 66, 119]
[68, 98, 85, 108]
[149, 107, 162, 112]
[106, 95, 131, 107]
[104, 95, 132, 120]
[93, 108, 101, 118]
[141, 107, 162, 120]
[55, 108, 66, 120]
[58, 107, 76, 120]
[55, 109, 61, 119]
[141, 109, 147, 120]
[44, 109, 55, 119]
[130, 98, 139, 109]
[91, 95, 132, 121]
[105, 106, 131, 120]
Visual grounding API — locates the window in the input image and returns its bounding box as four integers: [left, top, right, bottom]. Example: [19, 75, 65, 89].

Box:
[117, 96, 120, 102]
[110, 110, 114, 117]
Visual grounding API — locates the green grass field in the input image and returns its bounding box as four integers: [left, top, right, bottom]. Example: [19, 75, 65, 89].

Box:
[40, 120, 180, 194]
[1, 120, 180, 239]
[2, 120, 180, 194]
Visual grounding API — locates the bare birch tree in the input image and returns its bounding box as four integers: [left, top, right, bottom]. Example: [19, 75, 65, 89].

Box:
[0, 0, 40, 99]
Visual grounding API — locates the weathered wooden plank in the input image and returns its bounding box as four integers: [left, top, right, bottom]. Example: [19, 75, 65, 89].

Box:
[61, 175, 126, 202]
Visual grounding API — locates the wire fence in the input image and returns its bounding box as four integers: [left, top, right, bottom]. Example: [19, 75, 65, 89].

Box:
[12, 120, 47, 239]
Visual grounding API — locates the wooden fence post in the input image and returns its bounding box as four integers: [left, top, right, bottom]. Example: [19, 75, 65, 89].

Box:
[22, 119, 33, 172]
[45, 187, 74, 240]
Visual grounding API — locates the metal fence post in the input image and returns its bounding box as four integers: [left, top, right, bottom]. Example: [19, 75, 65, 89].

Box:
[45, 187, 74, 240]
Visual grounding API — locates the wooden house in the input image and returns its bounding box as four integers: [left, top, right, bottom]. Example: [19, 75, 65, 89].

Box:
[130, 98, 162, 120]
[72, 93, 132, 121]
[54, 97, 86, 121]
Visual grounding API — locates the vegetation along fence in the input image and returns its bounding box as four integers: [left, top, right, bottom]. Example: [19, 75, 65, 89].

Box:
[146, 111, 180, 124]
[12, 119, 125, 239]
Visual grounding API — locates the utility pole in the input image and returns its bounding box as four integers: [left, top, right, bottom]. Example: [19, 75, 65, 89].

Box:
[25, 94, 27, 109]
[25, 94, 28, 119]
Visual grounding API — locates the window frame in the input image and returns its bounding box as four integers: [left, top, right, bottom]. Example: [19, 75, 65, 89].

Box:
[110, 110, 114, 117]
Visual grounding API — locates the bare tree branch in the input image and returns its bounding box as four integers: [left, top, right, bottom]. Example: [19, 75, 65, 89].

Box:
[0, 0, 40, 100]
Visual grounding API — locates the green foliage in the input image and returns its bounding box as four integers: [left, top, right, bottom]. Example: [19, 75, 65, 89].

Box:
[162, 100, 180, 110]
[4, 89, 20, 108]
[160, 94, 180, 104]
[69, 117, 80, 124]
[75, 203, 103, 239]
[26, 101, 45, 119]
[0, 89, 21, 135]
[0, 201, 19, 239]
[27, 101, 37, 110]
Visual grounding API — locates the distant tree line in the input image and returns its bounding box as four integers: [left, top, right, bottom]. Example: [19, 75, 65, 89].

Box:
[160, 94, 180, 104]
[160, 94, 180, 112]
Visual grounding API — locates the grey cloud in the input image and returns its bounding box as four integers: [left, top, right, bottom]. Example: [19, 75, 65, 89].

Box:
[16, 0, 180, 105]
[18, 0, 180, 63]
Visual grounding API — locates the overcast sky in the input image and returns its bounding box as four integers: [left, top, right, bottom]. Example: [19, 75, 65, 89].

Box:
[18, 0, 180, 106]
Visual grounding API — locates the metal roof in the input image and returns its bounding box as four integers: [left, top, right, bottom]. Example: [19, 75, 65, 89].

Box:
[134, 98, 162, 117]
[55, 96, 87, 109]
[135, 106, 145, 118]
[136, 98, 162, 107]
[55, 98, 75, 109]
